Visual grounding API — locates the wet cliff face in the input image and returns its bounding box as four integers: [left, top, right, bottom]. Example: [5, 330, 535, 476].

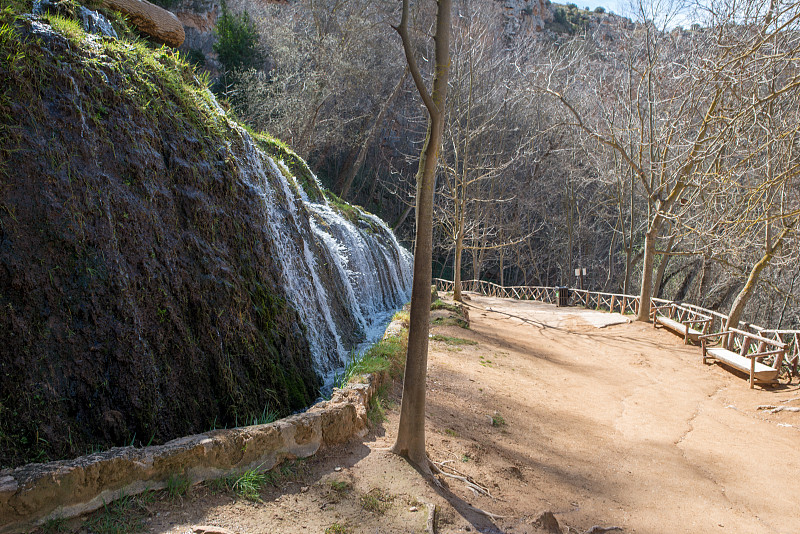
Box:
[0, 7, 411, 467]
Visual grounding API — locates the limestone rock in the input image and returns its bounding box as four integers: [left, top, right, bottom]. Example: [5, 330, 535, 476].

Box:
[501, 0, 552, 36]
[34, 0, 118, 38]
[101, 0, 185, 46]
[174, 0, 220, 51]
[0, 372, 394, 533]
[76, 5, 118, 38]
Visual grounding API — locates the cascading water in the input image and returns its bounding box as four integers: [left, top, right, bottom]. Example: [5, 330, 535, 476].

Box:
[235, 128, 413, 388]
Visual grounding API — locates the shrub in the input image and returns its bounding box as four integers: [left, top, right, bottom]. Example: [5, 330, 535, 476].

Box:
[213, 6, 261, 72]
[148, 0, 179, 8]
[185, 48, 206, 68]
[594, 6, 606, 13]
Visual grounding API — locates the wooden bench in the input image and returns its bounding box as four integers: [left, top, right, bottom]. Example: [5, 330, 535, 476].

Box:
[757, 330, 800, 378]
[651, 303, 712, 344]
[699, 328, 787, 388]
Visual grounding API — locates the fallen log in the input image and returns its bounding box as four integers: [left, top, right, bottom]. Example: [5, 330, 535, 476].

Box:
[99, 0, 185, 47]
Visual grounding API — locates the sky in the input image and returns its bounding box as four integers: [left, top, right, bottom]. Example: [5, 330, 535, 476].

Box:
[567, 0, 627, 14]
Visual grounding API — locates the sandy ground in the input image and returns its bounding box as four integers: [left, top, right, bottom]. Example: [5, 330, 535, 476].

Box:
[75, 293, 800, 534]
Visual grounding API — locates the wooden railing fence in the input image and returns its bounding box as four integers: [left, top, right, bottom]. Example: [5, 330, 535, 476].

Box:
[432, 278, 799, 377]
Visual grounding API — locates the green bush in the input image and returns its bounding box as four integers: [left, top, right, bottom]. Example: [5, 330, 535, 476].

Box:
[213, 6, 261, 72]
[594, 6, 606, 13]
[185, 48, 206, 68]
[148, 0, 179, 8]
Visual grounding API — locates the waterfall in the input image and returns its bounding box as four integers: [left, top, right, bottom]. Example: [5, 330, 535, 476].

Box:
[235, 127, 413, 380]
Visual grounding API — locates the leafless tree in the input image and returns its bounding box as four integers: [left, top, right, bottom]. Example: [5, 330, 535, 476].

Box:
[391, 0, 451, 471]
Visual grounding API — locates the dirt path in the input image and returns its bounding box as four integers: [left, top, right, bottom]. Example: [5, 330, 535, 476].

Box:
[79, 294, 800, 534]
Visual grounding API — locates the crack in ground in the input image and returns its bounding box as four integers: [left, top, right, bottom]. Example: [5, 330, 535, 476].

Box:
[673, 383, 740, 515]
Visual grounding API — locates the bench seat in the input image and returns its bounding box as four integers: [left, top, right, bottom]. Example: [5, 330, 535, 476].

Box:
[701, 328, 786, 388]
[656, 316, 703, 341]
[705, 347, 779, 383]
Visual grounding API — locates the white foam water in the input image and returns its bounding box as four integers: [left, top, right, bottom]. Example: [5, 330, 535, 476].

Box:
[234, 127, 412, 385]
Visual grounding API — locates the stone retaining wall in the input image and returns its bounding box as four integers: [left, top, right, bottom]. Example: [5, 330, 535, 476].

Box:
[0, 367, 388, 533]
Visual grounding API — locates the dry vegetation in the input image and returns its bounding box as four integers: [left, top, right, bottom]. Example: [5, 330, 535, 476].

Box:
[215, 0, 799, 329]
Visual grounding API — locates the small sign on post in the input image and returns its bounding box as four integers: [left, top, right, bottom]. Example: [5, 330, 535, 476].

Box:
[574, 267, 587, 290]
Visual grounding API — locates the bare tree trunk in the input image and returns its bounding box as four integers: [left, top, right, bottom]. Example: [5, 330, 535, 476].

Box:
[637, 220, 662, 321]
[653, 233, 676, 299]
[338, 68, 408, 199]
[499, 247, 505, 287]
[391, 0, 451, 471]
[623, 167, 635, 295]
[453, 229, 464, 301]
[725, 221, 795, 330]
[726, 253, 772, 331]
[778, 266, 800, 329]
[296, 95, 326, 159]
[392, 203, 414, 231]
[694, 248, 712, 306]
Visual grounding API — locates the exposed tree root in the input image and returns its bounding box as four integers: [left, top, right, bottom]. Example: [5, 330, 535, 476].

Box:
[430, 460, 493, 498]
[756, 405, 800, 414]
[425, 502, 436, 534]
[464, 503, 507, 520]
[567, 526, 623, 534]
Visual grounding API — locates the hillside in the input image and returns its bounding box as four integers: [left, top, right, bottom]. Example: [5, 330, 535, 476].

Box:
[0, 1, 411, 468]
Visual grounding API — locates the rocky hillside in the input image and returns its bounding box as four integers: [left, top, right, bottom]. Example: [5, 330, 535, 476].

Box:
[0, 0, 411, 468]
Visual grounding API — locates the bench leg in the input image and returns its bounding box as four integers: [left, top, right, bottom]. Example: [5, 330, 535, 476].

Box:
[750, 358, 755, 389]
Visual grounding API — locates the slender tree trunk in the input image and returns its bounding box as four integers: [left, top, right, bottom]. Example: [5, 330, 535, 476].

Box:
[499, 248, 505, 287]
[338, 68, 408, 199]
[296, 95, 326, 159]
[637, 220, 662, 321]
[472, 243, 485, 281]
[694, 248, 712, 305]
[726, 252, 773, 331]
[392, 203, 414, 231]
[623, 245, 633, 295]
[453, 229, 464, 301]
[725, 221, 795, 330]
[391, 0, 451, 470]
[778, 266, 800, 329]
[623, 166, 635, 295]
[653, 233, 676, 299]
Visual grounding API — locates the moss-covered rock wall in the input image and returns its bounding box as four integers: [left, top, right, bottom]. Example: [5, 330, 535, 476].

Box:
[0, 6, 328, 467]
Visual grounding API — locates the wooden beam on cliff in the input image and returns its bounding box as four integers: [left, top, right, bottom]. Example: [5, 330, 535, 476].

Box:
[100, 0, 185, 47]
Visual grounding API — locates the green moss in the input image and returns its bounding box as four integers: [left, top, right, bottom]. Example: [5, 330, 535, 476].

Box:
[2, 0, 32, 15]
[366, 385, 388, 426]
[246, 280, 320, 412]
[432, 316, 470, 329]
[431, 298, 466, 314]
[344, 331, 407, 385]
[429, 334, 477, 346]
[323, 191, 382, 235]
[250, 130, 324, 201]
[0, 1, 334, 466]
[42, 13, 85, 41]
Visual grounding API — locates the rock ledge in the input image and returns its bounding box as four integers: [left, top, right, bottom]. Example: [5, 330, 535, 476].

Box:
[0, 336, 395, 533]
